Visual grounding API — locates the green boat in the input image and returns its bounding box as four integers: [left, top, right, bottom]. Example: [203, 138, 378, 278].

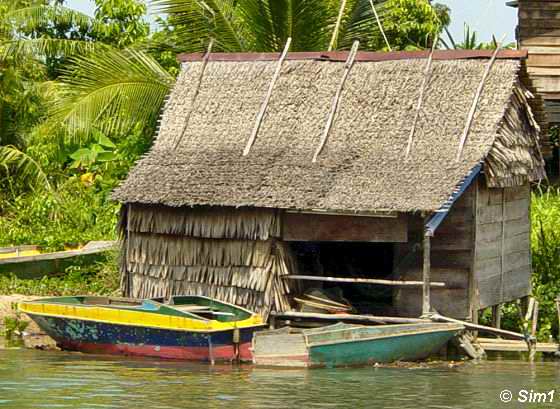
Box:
[252, 322, 464, 368]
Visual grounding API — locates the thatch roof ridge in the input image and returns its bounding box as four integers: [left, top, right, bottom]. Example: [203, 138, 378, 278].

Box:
[113, 55, 544, 212]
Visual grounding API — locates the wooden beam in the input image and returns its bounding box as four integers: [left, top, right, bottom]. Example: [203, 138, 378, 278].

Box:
[271, 311, 431, 325]
[430, 313, 529, 341]
[173, 39, 214, 149]
[284, 275, 446, 287]
[312, 41, 359, 163]
[556, 296, 560, 338]
[456, 36, 505, 161]
[243, 38, 291, 156]
[422, 233, 432, 315]
[406, 35, 437, 159]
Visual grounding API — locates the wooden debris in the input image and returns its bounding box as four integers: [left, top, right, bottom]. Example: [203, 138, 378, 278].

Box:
[455, 332, 486, 360]
[243, 38, 292, 156]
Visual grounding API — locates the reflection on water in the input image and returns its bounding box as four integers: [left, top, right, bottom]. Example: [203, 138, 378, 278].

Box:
[0, 349, 558, 408]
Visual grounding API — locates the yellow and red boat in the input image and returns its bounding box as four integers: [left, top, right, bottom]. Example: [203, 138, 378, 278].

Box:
[19, 295, 265, 362]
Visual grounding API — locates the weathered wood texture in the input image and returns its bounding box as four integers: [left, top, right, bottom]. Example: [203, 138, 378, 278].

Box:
[393, 185, 475, 319]
[282, 213, 407, 242]
[515, 0, 560, 157]
[474, 179, 532, 309]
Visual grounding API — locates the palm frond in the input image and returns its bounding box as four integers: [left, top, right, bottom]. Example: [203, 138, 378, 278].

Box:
[4, 4, 93, 32]
[50, 48, 174, 138]
[0, 145, 50, 190]
[152, 0, 245, 52]
[1, 38, 108, 61]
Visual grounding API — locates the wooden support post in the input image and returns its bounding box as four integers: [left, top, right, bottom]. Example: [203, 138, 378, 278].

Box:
[530, 300, 539, 361]
[422, 233, 431, 316]
[492, 304, 502, 330]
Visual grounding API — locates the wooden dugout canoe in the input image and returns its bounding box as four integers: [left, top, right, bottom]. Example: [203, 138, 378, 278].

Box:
[19, 295, 265, 362]
[253, 322, 464, 368]
[0, 241, 116, 279]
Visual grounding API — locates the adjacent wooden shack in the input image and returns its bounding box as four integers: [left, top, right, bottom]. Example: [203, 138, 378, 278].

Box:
[508, 0, 560, 165]
[113, 50, 545, 321]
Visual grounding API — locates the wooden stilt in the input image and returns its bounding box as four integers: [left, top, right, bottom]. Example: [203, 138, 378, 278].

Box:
[492, 304, 502, 329]
[422, 233, 431, 316]
[243, 38, 292, 156]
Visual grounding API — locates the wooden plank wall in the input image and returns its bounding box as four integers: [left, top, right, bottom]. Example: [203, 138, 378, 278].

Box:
[516, 0, 560, 158]
[473, 179, 532, 309]
[393, 184, 475, 319]
[282, 213, 408, 242]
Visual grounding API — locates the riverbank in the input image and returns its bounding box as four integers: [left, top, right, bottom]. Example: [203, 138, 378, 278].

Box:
[0, 295, 57, 350]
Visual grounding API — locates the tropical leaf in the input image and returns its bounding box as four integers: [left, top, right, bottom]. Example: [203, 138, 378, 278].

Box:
[49, 48, 174, 138]
[3, 4, 93, 32]
[0, 145, 50, 190]
[152, 0, 246, 52]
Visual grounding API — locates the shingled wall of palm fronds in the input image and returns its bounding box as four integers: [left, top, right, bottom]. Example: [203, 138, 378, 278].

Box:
[119, 205, 294, 318]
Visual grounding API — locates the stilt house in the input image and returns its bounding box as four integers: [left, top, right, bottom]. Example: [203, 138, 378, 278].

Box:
[113, 50, 545, 321]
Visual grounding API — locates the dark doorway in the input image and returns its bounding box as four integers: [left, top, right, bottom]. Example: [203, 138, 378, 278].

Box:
[289, 242, 394, 315]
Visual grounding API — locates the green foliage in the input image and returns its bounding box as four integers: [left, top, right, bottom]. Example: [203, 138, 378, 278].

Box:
[381, 0, 448, 50]
[530, 187, 560, 341]
[92, 0, 149, 48]
[0, 178, 119, 251]
[0, 252, 120, 296]
[440, 24, 517, 50]
[3, 313, 29, 340]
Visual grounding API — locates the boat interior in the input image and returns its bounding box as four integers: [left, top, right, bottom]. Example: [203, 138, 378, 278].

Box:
[30, 295, 254, 322]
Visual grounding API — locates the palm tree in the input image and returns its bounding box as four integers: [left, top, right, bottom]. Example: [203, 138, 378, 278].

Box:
[1, 0, 445, 189]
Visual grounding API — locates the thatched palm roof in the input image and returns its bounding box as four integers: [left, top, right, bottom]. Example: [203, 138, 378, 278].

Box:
[113, 51, 544, 213]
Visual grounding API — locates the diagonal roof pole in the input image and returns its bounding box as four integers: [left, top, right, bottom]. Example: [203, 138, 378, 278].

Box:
[369, 0, 392, 51]
[243, 38, 292, 156]
[405, 34, 438, 159]
[173, 39, 214, 150]
[455, 35, 506, 162]
[313, 41, 360, 163]
[329, 0, 347, 51]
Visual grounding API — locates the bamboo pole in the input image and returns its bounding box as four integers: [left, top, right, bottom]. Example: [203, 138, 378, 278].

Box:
[492, 304, 502, 329]
[422, 233, 431, 316]
[243, 38, 292, 156]
[284, 275, 445, 287]
[313, 41, 359, 163]
[173, 39, 214, 149]
[405, 35, 438, 159]
[272, 311, 430, 325]
[329, 0, 347, 51]
[430, 313, 528, 341]
[368, 0, 392, 51]
[456, 35, 506, 162]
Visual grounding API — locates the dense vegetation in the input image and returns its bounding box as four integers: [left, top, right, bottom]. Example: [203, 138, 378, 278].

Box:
[0, 1, 558, 341]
